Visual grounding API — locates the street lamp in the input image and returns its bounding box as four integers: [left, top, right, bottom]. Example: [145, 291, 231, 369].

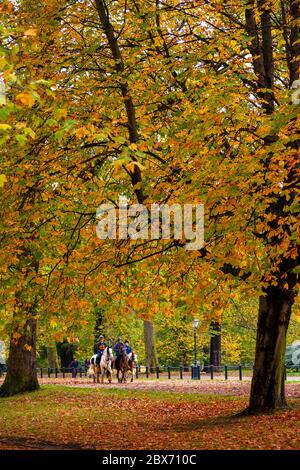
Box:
[192, 318, 200, 379]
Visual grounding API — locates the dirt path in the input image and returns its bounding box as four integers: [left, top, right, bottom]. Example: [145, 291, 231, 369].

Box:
[37, 377, 300, 397]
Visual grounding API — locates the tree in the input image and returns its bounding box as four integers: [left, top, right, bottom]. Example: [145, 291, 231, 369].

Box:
[1, 0, 299, 413]
[209, 322, 221, 369]
[0, 1, 101, 394]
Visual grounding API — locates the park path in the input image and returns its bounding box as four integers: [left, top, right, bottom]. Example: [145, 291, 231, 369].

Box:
[37, 377, 300, 397]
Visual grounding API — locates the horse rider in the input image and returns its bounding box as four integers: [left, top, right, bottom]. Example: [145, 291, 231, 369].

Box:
[95, 335, 106, 365]
[114, 337, 124, 369]
[124, 340, 132, 360]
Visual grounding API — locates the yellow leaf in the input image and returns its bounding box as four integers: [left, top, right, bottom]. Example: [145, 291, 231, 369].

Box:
[75, 127, 90, 138]
[24, 28, 37, 37]
[0, 174, 7, 187]
[0, 123, 11, 131]
[50, 318, 57, 328]
[16, 92, 35, 108]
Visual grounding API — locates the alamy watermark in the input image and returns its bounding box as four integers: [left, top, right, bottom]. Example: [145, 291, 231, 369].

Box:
[96, 197, 204, 251]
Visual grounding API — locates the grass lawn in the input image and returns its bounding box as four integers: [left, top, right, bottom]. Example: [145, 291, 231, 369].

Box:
[0, 385, 299, 450]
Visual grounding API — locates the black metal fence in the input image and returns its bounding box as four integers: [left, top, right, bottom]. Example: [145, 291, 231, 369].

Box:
[1, 364, 299, 380]
[135, 365, 247, 380]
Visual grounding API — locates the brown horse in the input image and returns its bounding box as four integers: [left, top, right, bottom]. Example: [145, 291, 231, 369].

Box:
[116, 347, 138, 383]
[115, 345, 128, 383]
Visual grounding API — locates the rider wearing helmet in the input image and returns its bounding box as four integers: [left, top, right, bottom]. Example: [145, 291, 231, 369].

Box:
[95, 335, 106, 365]
[124, 340, 132, 359]
[114, 337, 124, 369]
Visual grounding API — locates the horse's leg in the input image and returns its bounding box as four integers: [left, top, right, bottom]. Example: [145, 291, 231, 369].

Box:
[97, 366, 100, 383]
[130, 366, 134, 382]
[101, 367, 104, 384]
[108, 366, 112, 383]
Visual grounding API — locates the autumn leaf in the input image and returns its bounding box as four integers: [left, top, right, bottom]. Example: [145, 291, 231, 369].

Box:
[24, 28, 37, 37]
[0, 174, 7, 187]
[16, 92, 36, 108]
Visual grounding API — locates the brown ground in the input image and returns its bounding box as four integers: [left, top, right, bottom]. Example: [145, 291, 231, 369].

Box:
[0, 381, 299, 450]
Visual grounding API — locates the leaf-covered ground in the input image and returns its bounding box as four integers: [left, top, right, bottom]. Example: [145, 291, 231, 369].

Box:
[0, 385, 300, 450]
[35, 377, 300, 398]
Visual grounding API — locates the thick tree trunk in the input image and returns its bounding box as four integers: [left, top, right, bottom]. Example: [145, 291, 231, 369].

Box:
[209, 321, 221, 368]
[248, 285, 295, 412]
[143, 320, 158, 369]
[0, 315, 39, 397]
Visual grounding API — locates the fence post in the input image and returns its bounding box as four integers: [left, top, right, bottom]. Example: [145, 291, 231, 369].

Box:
[79, 367, 82, 378]
[210, 365, 214, 380]
[55, 368, 58, 378]
[48, 368, 51, 378]
[156, 366, 159, 379]
[40, 368, 43, 379]
[239, 365, 242, 381]
[225, 365, 228, 380]
[180, 366, 183, 380]
[62, 367, 65, 378]
[146, 366, 149, 378]
[167, 366, 171, 379]
[197, 365, 201, 380]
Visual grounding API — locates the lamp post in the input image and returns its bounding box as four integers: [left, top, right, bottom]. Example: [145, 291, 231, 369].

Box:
[192, 318, 200, 379]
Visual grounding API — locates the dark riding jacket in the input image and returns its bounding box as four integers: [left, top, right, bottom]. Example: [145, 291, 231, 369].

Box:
[95, 341, 106, 355]
[114, 342, 124, 357]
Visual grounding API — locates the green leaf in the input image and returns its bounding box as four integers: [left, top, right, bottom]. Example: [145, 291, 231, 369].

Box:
[15, 134, 27, 145]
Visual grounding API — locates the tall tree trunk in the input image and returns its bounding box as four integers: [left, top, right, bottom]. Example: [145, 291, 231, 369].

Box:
[248, 285, 295, 412]
[209, 321, 221, 368]
[47, 342, 59, 369]
[0, 313, 39, 397]
[143, 320, 158, 369]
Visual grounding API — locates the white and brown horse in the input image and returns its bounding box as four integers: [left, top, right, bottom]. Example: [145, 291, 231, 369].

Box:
[90, 347, 113, 384]
[127, 351, 138, 382]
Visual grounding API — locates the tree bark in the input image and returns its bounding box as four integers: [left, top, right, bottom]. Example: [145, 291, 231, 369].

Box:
[209, 321, 221, 368]
[95, 1, 160, 372]
[0, 314, 39, 397]
[248, 285, 295, 412]
[143, 320, 158, 369]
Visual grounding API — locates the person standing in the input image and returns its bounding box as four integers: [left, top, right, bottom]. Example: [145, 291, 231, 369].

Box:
[69, 357, 79, 378]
